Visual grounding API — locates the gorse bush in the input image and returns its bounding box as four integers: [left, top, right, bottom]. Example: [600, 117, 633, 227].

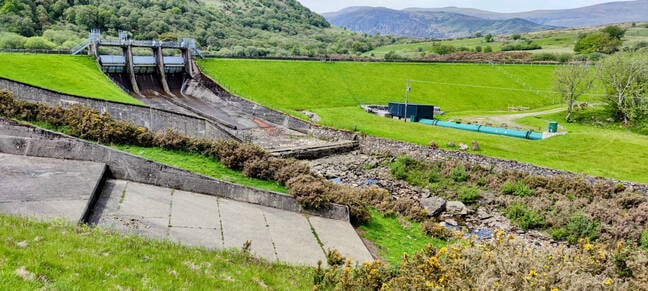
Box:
[550, 212, 599, 244]
[315, 231, 648, 289]
[458, 186, 480, 204]
[501, 180, 534, 196]
[449, 164, 468, 182]
[505, 202, 545, 230]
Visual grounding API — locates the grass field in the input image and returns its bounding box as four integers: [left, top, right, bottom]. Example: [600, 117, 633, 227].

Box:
[199, 58, 648, 183]
[365, 25, 648, 58]
[114, 145, 288, 193]
[0, 53, 142, 105]
[0, 215, 311, 289]
[359, 209, 447, 265]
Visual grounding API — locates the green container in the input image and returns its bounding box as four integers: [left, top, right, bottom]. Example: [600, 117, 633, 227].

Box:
[548, 122, 558, 133]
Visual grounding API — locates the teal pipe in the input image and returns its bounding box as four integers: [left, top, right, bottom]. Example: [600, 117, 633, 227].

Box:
[419, 119, 543, 140]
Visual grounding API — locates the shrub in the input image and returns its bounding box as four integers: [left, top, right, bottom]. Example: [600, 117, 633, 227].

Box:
[530, 52, 558, 62]
[23, 36, 56, 50]
[501, 180, 534, 196]
[551, 212, 599, 244]
[219, 143, 266, 170]
[505, 202, 545, 230]
[325, 249, 346, 267]
[286, 174, 331, 210]
[273, 158, 311, 185]
[641, 230, 648, 249]
[458, 186, 480, 204]
[449, 164, 467, 182]
[421, 220, 455, 240]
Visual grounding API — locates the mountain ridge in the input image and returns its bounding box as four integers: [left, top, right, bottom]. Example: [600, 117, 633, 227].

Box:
[324, 0, 648, 38]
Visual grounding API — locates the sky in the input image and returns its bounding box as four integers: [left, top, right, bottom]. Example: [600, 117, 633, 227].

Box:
[298, 0, 619, 13]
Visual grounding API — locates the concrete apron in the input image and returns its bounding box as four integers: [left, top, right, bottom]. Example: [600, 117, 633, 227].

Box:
[0, 152, 373, 266]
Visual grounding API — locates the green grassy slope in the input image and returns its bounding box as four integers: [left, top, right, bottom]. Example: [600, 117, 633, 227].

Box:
[199, 59, 648, 183]
[0, 54, 142, 105]
[199, 59, 563, 112]
[0, 215, 311, 289]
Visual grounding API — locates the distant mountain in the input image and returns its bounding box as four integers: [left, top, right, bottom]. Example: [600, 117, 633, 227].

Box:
[406, 0, 648, 27]
[324, 0, 648, 38]
[323, 7, 557, 39]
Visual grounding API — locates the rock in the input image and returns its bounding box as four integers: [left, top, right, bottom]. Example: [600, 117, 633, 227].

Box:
[445, 201, 471, 216]
[447, 141, 456, 148]
[459, 143, 469, 151]
[420, 196, 447, 217]
[476, 207, 492, 220]
[471, 140, 480, 151]
[429, 141, 438, 149]
[444, 219, 458, 226]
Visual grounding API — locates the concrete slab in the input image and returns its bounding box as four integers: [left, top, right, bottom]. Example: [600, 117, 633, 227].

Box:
[263, 207, 326, 266]
[310, 216, 374, 264]
[169, 227, 222, 249]
[0, 153, 105, 202]
[89, 179, 127, 223]
[218, 198, 277, 262]
[117, 182, 172, 218]
[170, 190, 220, 229]
[0, 200, 89, 223]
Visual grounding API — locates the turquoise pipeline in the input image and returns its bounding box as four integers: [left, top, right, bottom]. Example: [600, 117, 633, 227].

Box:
[418, 119, 543, 140]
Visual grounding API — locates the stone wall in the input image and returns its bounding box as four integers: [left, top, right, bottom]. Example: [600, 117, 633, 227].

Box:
[0, 118, 350, 221]
[0, 77, 237, 141]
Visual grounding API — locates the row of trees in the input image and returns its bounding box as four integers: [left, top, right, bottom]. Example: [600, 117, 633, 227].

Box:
[556, 52, 648, 124]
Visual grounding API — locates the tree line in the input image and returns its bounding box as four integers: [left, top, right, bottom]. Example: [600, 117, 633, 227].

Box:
[0, 0, 399, 56]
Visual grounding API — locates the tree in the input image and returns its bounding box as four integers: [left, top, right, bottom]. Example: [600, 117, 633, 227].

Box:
[601, 25, 626, 40]
[555, 64, 594, 122]
[598, 52, 648, 124]
[574, 32, 621, 54]
[484, 33, 493, 43]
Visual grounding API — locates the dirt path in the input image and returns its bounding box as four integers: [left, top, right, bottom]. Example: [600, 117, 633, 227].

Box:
[460, 107, 565, 130]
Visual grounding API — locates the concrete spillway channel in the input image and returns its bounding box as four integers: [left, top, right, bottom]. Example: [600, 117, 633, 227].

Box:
[89, 33, 355, 158]
[0, 119, 373, 265]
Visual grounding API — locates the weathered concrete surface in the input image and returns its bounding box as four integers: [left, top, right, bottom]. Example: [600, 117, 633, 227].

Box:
[309, 216, 374, 264]
[0, 77, 236, 141]
[0, 119, 350, 221]
[92, 180, 371, 266]
[0, 153, 106, 222]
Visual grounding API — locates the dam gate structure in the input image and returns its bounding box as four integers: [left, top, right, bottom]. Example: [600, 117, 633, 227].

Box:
[69, 30, 359, 158]
[75, 29, 204, 98]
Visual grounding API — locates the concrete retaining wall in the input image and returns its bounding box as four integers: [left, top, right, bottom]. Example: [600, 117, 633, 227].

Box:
[0, 77, 236, 141]
[0, 119, 350, 221]
[191, 75, 313, 132]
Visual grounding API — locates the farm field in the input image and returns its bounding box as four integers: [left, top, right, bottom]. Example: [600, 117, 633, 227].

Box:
[0, 53, 142, 105]
[365, 24, 648, 59]
[199, 58, 648, 183]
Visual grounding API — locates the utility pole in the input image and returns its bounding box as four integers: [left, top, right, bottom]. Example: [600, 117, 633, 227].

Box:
[404, 79, 411, 122]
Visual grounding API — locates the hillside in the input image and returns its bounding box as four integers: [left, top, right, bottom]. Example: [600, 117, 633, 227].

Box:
[325, 1, 648, 38]
[324, 7, 556, 39]
[413, 0, 648, 27]
[0, 0, 394, 56]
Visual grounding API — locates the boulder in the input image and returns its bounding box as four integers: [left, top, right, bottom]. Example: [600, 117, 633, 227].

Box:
[445, 201, 471, 216]
[420, 196, 446, 217]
